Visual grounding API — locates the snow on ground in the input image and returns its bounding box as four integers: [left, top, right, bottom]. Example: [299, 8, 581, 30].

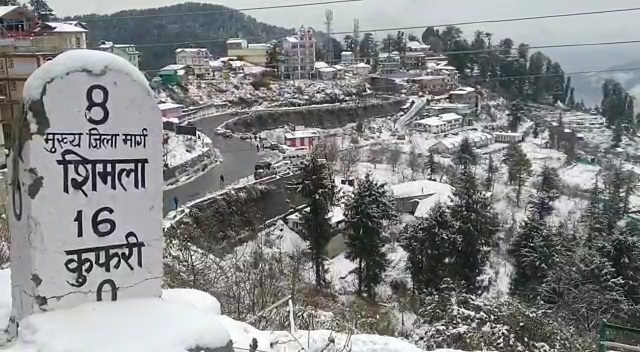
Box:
[165, 131, 211, 168]
[0, 269, 474, 352]
[559, 163, 601, 190]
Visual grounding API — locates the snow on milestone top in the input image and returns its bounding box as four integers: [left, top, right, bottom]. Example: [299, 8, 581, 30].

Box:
[23, 49, 152, 105]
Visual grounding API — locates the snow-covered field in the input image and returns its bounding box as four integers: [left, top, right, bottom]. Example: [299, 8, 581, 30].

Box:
[165, 131, 211, 168]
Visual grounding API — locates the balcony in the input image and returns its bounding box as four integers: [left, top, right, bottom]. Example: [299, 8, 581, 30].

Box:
[0, 36, 77, 54]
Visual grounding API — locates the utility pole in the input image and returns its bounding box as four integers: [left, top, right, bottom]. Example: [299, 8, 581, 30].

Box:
[324, 9, 333, 64]
[353, 18, 360, 63]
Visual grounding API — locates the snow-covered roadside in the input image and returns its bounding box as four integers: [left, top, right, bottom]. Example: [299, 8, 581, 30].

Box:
[0, 268, 475, 352]
[165, 131, 211, 168]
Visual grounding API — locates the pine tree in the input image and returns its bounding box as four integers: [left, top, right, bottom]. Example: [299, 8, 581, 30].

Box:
[294, 153, 337, 288]
[504, 144, 532, 206]
[448, 164, 499, 293]
[484, 154, 497, 191]
[425, 152, 438, 181]
[603, 222, 640, 304]
[603, 165, 626, 234]
[400, 202, 455, 293]
[508, 101, 524, 132]
[581, 175, 606, 242]
[530, 165, 561, 220]
[29, 0, 53, 18]
[612, 120, 623, 147]
[344, 173, 397, 299]
[509, 214, 557, 301]
[454, 137, 477, 168]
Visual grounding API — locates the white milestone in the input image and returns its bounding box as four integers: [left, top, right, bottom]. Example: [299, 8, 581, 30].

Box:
[7, 50, 163, 333]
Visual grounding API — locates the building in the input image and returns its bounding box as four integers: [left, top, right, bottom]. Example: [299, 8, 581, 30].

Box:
[429, 131, 495, 154]
[158, 103, 183, 122]
[284, 129, 320, 148]
[493, 132, 523, 143]
[391, 180, 452, 216]
[175, 48, 212, 78]
[156, 64, 192, 85]
[411, 75, 448, 92]
[0, 6, 89, 145]
[450, 87, 477, 105]
[340, 51, 354, 65]
[97, 41, 140, 68]
[412, 113, 463, 133]
[279, 26, 316, 80]
[426, 102, 472, 117]
[352, 62, 371, 75]
[378, 52, 400, 75]
[225, 38, 270, 66]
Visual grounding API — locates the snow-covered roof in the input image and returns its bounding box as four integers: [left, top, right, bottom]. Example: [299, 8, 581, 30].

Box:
[432, 131, 493, 150]
[314, 61, 330, 69]
[285, 36, 299, 43]
[159, 64, 189, 71]
[440, 112, 463, 121]
[413, 116, 445, 126]
[37, 21, 88, 33]
[0, 5, 32, 18]
[175, 48, 211, 56]
[287, 206, 344, 225]
[450, 87, 476, 95]
[225, 38, 246, 44]
[354, 63, 371, 68]
[284, 130, 320, 139]
[392, 180, 452, 199]
[436, 65, 456, 70]
[407, 41, 430, 51]
[158, 103, 183, 111]
[332, 65, 344, 70]
[414, 186, 453, 217]
[248, 43, 270, 50]
[414, 75, 446, 81]
[319, 67, 337, 73]
[494, 132, 522, 137]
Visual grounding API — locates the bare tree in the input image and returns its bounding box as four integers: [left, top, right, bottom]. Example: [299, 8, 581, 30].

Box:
[369, 146, 385, 169]
[315, 138, 340, 164]
[338, 146, 361, 179]
[385, 144, 403, 173]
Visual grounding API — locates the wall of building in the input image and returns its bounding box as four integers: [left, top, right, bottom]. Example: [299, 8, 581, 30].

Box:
[226, 98, 406, 133]
[227, 48, 267, 66]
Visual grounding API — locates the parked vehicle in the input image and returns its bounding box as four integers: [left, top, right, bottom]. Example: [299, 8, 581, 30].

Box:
[254, 161, 276, 180]
[222, 130, 233, 138]
[214, 127, 226, 135]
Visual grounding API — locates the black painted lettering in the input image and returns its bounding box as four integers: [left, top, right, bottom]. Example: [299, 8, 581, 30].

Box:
[74, 210, 83, 238]
[92, 207, 116, 237]
[96, 279, 117, 301]
[85, 84, 109, 125]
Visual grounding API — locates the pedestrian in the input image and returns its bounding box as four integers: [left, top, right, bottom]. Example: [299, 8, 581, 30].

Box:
[219, 174, 225, 187]
[256, 143, 260, 152]
[173, 196, 179, 210]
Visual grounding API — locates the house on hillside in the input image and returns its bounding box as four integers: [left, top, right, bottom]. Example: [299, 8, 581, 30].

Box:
[158, 103, 183, 122]
[494, 132, 523, 143]
[412, 113, 463, 134]
[429, 131, 495, 154]
[98, 41, 140, 68]
[284, 129, 320, 148]
[175, 48, 212, 78]
[449, 87, 477, 105]
[32, 21, 88, 50]
[157, 64, 192, 85]
[279, 26, 316, 80]
[225, 38, 271, 66]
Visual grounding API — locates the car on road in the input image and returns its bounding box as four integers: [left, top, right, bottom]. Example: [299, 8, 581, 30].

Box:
[222, 130, 233, 138]
[215, 127, 228, 135]
[239, 133, 253, 140]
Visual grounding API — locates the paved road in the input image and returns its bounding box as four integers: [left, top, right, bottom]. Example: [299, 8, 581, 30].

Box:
[162, 113, 258, 214]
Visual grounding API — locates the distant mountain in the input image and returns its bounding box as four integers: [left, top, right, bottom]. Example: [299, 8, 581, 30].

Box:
[64, 2, 293, 70]
[572, 59, 640, 107]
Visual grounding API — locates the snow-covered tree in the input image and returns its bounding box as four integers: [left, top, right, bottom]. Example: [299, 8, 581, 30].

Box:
[454, 137, 477, 168]
[425, 151, 438, 181]
[530, 165, 561, 220]
[338, 146, 361, 179]
[483, 154, 497, 191]
[503, 143, 532, 206]
[294, 153, 337, 288]
[406, 145, 420, 178]
[344, 173, 397, 299]
[385, 144, 402, 172]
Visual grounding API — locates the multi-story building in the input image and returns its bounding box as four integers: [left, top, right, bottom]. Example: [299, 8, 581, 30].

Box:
[97, 41, 140, 68]
[175, 48, 212, 78]
[225, 38, 270, 66]
[279, 26, 316, 80]
[0, 6, 88, 146]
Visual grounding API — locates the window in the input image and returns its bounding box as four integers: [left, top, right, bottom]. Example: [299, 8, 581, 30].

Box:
[7, 59, 13, 69]
[10, 81, 17, 92]
[75, 37, 81, 48]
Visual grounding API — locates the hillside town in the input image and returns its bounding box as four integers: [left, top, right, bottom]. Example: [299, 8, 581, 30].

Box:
[0, 1, 639, 352]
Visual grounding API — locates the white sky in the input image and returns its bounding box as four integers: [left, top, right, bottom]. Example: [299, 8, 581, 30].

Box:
[50, 0, 640, 71]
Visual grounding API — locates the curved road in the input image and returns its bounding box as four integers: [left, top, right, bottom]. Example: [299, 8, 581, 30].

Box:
[162, 113, 258, 214]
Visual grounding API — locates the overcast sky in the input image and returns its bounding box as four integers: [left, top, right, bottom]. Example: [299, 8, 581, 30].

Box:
[50, 0, 640, 71]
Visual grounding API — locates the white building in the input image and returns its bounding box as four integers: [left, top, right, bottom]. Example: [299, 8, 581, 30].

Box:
[97, 41, 140, 68]
[341, 51, 354, 65]
[493, 132, 523, 143]
[412, 113, 463, 133]
[279, 26, 316, 80]
[352, 62, 371, 75]
[175, 48, 213, 78]
[429, 131, 495, 154]
[225, 39, 271, 66]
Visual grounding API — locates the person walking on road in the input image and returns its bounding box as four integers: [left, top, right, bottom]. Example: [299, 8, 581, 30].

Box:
[219, 174, 225, 187]
[173, 196, 179, 210]
[256, 143, 260, 152]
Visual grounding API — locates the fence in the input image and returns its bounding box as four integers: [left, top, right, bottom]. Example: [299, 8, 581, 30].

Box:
[599, 321, 640, 352]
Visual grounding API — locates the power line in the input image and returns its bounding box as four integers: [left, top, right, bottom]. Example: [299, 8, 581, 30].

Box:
[81, 0, 364, 21]
[128, 6, 640, 47]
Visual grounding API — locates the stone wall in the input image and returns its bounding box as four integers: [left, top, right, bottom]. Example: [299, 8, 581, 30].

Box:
[225, 98, 406, 133]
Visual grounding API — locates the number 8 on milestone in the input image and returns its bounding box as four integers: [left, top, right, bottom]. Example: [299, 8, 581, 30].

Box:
[84, 84, 110, 125]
